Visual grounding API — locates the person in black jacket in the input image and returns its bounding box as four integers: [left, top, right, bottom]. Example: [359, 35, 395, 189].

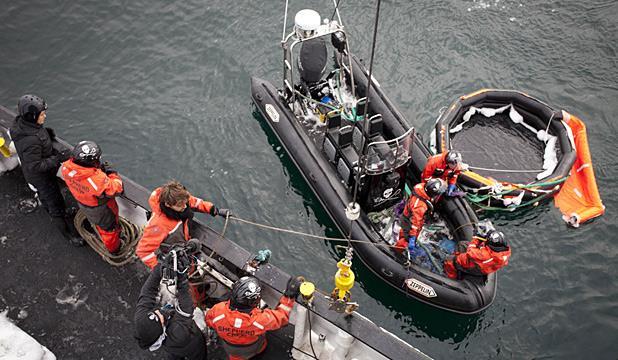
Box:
[134, 250, 207, 360]
[9, 95, 83, 246]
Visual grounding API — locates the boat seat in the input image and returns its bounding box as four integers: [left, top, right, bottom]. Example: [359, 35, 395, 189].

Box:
[326, 111, 342, 130]
[324, 125, 353, 163]
[298, 37, 328, 86]
[337, 145, 359, 186]
[356, 97, 368, 117]
[352, 114, 384, 152]
[365, 114, 384, 137]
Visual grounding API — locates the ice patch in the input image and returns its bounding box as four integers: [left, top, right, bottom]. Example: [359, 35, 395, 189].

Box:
[0, 236, 7, 245]
[19, 198, 40, 214]
[0, 311, 56, 359]
[17, 309, 28, 320]
[117, 296, 130, 310]
[55, 283, 88, 310]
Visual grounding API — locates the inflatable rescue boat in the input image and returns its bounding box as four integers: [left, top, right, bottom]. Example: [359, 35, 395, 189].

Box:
[251, 7, 496, 314]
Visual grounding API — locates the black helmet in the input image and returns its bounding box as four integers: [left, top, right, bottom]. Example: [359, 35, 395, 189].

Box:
[446, 151, 462, 168]
[230, 276, 261, 311]
[72, 140, 102, 167]
[424, 178, 446, 198]
[487, 230, 508, 248]
[17, 94, 47, 123]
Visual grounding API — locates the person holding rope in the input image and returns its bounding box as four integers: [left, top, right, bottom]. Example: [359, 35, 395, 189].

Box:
[443, 229, 511, 279]
[136, 180, 230, 269]
[422, 150, 465, 197]
[206, 275, 304, 360]
[395, 178, 446, 255]
[61, 141, 124, 254]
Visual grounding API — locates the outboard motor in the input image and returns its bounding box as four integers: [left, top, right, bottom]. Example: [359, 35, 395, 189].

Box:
[298, 37, 328, 87]
[295, 9, 328, 97]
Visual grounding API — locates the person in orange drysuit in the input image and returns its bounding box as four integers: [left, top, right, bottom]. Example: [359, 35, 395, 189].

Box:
[443, 230, 512, 279]
[206, 275, 304, 360]
[395, 178, 446, 254]
[422, 150, 463, 197]
[62, 141, 123, 253]
[135, 180, 230, 268]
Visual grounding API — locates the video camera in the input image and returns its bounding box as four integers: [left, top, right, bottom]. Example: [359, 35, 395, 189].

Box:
[158, 239, 202, 286]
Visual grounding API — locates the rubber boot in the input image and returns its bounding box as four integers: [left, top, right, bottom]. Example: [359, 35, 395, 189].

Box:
[51, 216, 85, 247]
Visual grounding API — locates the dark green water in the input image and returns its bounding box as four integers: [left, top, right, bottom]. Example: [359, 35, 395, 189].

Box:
[1, 0, 617, 358]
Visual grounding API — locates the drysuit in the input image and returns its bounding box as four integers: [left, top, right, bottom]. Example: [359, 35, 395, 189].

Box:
[61, 158, 124, 253]
[206, 297, 295, 360]
[444, 237, 512, 279]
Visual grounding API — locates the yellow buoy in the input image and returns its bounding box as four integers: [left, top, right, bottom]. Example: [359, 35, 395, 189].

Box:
[334, 257, 355, 301]
[300, 281, 315, 304]
[0, 137, 12, 158]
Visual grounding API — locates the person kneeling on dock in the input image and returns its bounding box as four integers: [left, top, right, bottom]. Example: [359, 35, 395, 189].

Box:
[422, 150, 465, 197]
[136, 180, 230, 269]
[134, 258, 207, 360]
[61, 141, 124, 254]
[395, 179, 446, 254]
[443, 230, 512, 279]
[206, 275, 303, 360]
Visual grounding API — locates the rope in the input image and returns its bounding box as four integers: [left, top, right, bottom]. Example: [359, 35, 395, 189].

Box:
[228, 215, 404, 250]
[468, 165, 544, 173]
[543, 112, 555, 146]
[74, 209, 142, 266]
[465, 176, 568, 203]
[468, 191, 556, 212]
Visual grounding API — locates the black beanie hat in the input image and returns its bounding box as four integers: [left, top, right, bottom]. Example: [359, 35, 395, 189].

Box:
[134, 311, 164, 349]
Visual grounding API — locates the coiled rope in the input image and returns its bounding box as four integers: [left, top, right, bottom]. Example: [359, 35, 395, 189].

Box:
[74, 209, 142, 266]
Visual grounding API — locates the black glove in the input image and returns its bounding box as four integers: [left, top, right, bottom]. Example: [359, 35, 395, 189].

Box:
[101, 161, 117, 175]
[216, 208, 231, 218]
[105, 167, 118, 175]
[58, 149, 71, 163]
[185, 238, 201, 254]
[45, 127, 56, 140]
[284, 276, 305, 298]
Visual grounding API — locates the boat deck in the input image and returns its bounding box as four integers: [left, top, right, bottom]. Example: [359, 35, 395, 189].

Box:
[0, 169, 293, 359]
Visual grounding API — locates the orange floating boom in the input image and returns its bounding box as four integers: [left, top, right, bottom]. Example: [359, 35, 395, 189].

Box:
[554, 112, 605, 227]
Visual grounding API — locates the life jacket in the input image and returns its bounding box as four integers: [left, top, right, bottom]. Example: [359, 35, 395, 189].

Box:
[421, 152, 460, 186]
[61, 158, 123, 232]
[206, 297, 295, 360]
[136, 187, 214, 268]
[399, 183, 432, 240]
[455, 237, 511, 275]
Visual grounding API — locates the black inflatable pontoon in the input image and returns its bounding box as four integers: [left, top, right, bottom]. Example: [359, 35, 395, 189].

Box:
[251, 10, 496, 314]
[430, 89, 577, 210]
